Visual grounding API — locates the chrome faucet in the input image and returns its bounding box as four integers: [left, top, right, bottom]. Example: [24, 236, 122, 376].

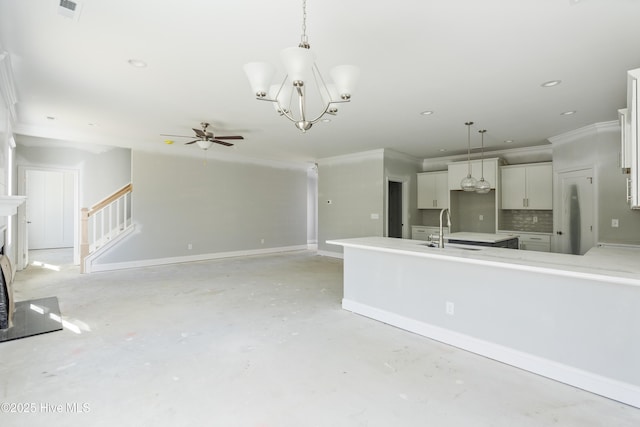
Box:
[439, 208, 451, 248]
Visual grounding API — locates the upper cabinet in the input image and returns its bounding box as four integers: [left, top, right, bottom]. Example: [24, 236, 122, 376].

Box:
[417, 171, 449, 209]
[627, 68, 640, 209]
[501, 163, 552, 210]
[447, 158, 499, 191]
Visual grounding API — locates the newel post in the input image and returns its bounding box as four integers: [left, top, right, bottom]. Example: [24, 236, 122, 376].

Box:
[80, 207, 89, 274]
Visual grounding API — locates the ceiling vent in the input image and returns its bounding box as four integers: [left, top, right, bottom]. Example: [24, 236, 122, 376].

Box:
[57, 0, 83, 21]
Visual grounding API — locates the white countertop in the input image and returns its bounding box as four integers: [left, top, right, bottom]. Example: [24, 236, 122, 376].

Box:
[327, 236, 640, 286]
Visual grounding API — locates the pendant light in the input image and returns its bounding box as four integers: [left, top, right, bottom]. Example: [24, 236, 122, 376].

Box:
[460, 121, 477, 191]
[475, 129, 491, 194]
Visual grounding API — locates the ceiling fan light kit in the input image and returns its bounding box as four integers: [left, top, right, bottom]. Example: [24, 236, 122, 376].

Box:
[243, 0, 359, 133]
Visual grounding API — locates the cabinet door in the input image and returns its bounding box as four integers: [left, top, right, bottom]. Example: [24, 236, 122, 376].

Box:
[449, 160, 497, 190]
[434, 172, 449, 208]
[525, 164, 553, 209]
[417, 173, 436, 208]
[501, 167, 526, 209]
[448, 162, 471, 190]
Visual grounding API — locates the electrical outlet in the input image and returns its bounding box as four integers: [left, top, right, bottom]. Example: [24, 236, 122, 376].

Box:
[446, 301, 455, 315]
[533, 216, 538, 223]
[479, 214, 484, 221]
[187, 243, 192, 250]
[611, 219, 619, 228]
[261, 238, 265, 244]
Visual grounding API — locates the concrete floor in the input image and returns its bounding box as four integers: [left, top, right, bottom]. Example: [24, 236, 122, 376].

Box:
[1, 248, 639, 427]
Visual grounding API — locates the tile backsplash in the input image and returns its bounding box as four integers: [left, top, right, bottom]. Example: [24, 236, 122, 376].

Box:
[499, 209, 553, 233]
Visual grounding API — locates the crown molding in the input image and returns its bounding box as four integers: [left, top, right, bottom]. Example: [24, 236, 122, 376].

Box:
[317, 149, 384, 166]
[548, 121, 619, 146]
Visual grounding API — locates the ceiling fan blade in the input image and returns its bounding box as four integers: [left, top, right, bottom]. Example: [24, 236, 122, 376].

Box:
[215, 135, 244, 140]
[193, 128, 206, 137]
[160, 134, 194, 138]
[212, 139, 234, 146]
[205, 131, 214, 138]
[185, 140, 199, 145]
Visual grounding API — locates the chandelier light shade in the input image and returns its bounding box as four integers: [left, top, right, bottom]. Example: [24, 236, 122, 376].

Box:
[475, 129, 491, 194]
[243, 62, 276, 98]
[460, 121, 478, 191]
[243, 0, 359, 133]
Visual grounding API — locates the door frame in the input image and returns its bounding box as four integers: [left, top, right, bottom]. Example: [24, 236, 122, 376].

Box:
[17, 165, 80, 269]
[385, 176, 409, 239]
[552, 165, 597, 254]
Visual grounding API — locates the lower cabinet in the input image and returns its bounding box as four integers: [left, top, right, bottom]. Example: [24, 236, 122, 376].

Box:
[518, 233, 551, 252]
[412, 226, 448, 241]
[498, 232, 551, 252]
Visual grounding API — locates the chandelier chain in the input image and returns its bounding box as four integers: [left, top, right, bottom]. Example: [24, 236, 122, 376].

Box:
[300, 0, 309, 47]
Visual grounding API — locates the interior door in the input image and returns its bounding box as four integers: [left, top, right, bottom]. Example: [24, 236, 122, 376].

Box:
[26, 169, 75, 250]
[556, 168, 595, 255]
[388, 180, 403, 238]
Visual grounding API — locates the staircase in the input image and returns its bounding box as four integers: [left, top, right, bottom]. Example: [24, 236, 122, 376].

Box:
[80, 183, 134, 273]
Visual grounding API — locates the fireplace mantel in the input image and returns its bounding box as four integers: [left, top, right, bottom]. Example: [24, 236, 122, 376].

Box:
[0, 196, 26, 216]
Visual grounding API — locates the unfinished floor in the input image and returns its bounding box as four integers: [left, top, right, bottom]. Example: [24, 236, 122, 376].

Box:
[1, 249, 639, 427]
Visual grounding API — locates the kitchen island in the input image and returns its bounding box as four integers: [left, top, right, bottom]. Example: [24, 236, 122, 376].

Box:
[327, 236, 640, 408]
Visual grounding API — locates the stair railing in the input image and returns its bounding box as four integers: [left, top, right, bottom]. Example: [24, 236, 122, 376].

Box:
[80, 183, 133, 273]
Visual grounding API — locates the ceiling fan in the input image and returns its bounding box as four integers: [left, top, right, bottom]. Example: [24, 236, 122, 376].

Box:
[161, 122, 244, 150]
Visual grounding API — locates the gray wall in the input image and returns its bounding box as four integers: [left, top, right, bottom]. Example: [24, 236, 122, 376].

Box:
[383, 150, 422, 238]
[317, 149, 421, 254]
[15, 136, 132, 208]
[95, 150, 308, 264]
[552, 123, 640, 245]
[317, 150, 385, 254]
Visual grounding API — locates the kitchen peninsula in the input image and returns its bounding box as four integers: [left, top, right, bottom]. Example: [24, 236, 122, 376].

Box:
[327, 236, 640, 408]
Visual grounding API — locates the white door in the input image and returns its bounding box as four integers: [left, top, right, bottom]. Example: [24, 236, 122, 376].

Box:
[26, 169, 75, 249]
[555, 168, 595, 255]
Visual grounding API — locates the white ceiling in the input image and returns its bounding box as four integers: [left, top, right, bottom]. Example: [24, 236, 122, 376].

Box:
[2, 0, 640, 165]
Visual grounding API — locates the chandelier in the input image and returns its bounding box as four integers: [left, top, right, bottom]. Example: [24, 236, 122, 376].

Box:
[243, 0, 359, 133]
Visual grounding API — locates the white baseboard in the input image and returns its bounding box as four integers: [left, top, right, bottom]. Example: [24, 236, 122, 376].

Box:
[87, 245, 308, 273]
[342, 298, 640, 409]
[317, 250, 343, 259]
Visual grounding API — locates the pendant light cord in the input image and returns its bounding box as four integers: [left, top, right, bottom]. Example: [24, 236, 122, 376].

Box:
[479, 129, 486, 178]
[465, 121, 473, 175]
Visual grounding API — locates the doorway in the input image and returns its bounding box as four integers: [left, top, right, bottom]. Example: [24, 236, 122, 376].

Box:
[17, 166, 79, 269]
[387, 180, 404, 238]
[554, 168, 595, 255]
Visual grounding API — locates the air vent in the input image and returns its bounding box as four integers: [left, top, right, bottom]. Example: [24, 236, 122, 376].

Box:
[57, 0, 83, 21]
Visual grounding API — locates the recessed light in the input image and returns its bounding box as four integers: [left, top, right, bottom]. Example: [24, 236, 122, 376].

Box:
[541, 80, 562, 87]
[504, 139, 514, 143]
[561, 110, 576, 115]
[127, 59, 147, 68]
[438, 148, 447, 152]
[420, 111, 434, 116]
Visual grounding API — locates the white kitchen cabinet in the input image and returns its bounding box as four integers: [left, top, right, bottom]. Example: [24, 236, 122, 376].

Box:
[417, 171, 449, 209]
[619, 108, 632, 173]
[626, 68, 640, 208]
[411, 225, 448, 241]
[518, 233, 551, 252]
[498, 231, 552, 252]
[501, 163, 552, 210]
[448, 158, 499, 191]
